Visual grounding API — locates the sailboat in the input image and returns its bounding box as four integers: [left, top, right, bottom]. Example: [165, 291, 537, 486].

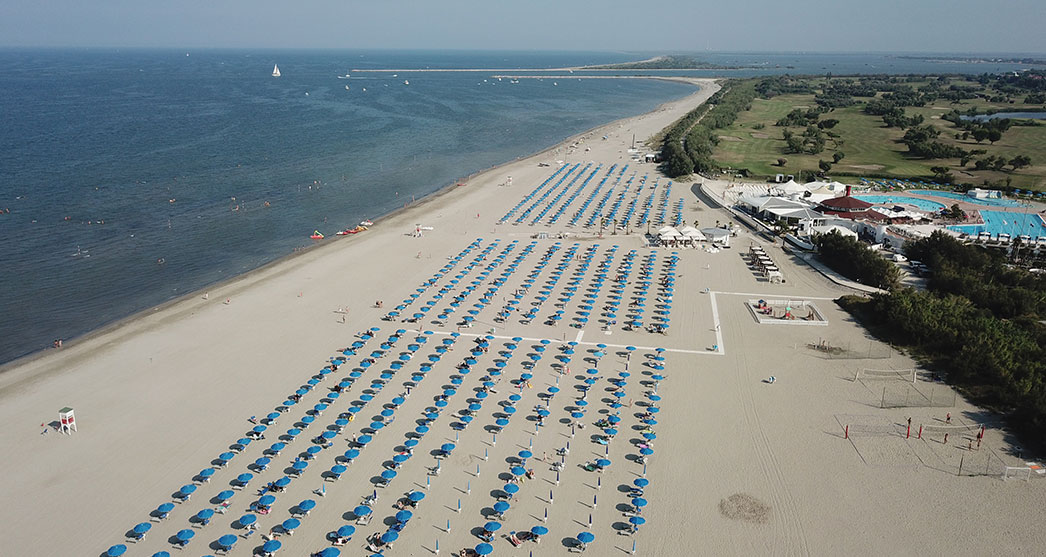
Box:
[272, 64, 281, 77]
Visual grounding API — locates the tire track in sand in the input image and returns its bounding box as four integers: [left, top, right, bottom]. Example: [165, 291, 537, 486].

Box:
[733, 320, 811, 556]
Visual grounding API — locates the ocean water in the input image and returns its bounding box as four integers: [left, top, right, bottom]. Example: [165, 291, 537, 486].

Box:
[0, 49, 1039, 365]
[0, 49, 694, 364]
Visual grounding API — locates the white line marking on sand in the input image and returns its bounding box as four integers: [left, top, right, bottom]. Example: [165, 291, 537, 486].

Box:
[425, 329, 712, 355]
[711, 290, 836, 300]
[574, 330, 585, 344]
[709, 291, 725, 355]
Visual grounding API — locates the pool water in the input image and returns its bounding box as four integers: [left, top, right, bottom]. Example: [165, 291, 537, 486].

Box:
[908, 189, 1022, 208]
[948, 210, 1046, 239]
[853, 195, 946, 212]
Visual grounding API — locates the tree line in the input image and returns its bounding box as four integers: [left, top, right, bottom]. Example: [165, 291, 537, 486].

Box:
[836, 231, 1046, 453]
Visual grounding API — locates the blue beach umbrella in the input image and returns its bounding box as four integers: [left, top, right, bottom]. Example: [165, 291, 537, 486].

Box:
[475, 543, 494, 555]
[336, 525, 356, 538]
[218, 534, 238, 548]
[344, 448, 360, 459]
[395, 510, 413, 523]
[380, 531, 399, 543]
[238, 514, 257, 527]
[106, 545, 127, 557]
[381, 469, 397, 480]
[175, 529, 194, 542]
[261, 539, 281, 553]
[178, 484, 196, 496]
[258, 495, 276, 506]
[503, 483, 519, 494]
[632, 497, 648, 508]
[577, 531, 595, 544]
[133, 522, 151, 535]
[282, 518, 301, 531]
[299, 499, 317, 512]
[484, 521, 503, 532]
[216, 490, 234, 502]
[353, 505, 372, 517]
[409, 491, 426, 502]
[493, 501, 510, 513]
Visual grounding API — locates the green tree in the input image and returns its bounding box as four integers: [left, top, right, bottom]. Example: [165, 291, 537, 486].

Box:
[818, 159, 833, 173]
[1010, 155, 1031, 171]
[972, 128, 989, 143]
[987, 129, 1002, 144]
[776, 158, 788, 167]
[832, 152, 845, 164]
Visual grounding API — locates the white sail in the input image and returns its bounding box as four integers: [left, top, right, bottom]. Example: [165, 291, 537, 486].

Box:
[272, 64, 281, 77]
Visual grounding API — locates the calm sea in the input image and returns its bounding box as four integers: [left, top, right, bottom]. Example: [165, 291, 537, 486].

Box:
[0, 50, 1038, 364]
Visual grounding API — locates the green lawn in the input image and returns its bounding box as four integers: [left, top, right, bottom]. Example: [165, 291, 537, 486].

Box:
[711, 88, 1046, 190]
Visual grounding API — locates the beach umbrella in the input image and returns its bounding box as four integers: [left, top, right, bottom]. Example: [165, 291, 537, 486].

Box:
[415, 426, 429, 435]
[596, 459, 611, 468]
[216, 490, 234, 502]
[518, 450, 532, 459]
[357, 435, 373, 445]
[493, 501, 510, 513]
[409, 491, 426, 502]
[634, 478, 649, 488]
[258, 495, 276, 506]
[237, 472, 254, 484]
[292, 461, 308, 472]
[608, 415, 621, 423]
[577, 531, 595, 544]
[316, 548, 340, 557]
[254, 457, 271, 468]
[178, 484, 196, 496]
[131, 521, 152, 536]
[298, 498, 317, 512]
[261, 539, 281, 553]
[106, 544, 127, 557]
[238, 514, 257, 527]
[353, 505, 372, 517]
[605, 428, 618, 436]
[336, 525, 356, 538]
[404, 439, 420, 449]
[640, 447, 654, 456]
[643, 432, 657, 440]
[495, 418, 509, 427]
[301, 416, 315, 425]
[395, 510, 413, 523]
[503, 406, 515, 414]
[218, 534, 238, 549]
[381, 469, 397, 480]
[380, 531, 399, 543]
[531, 525, 549, 536]
[632, 497, 648, 508]
[571, 412, 584, 419]
[441, 443, 456, 453]
[175, 529, 194, 542]
[282, 518, 301, 532]
[475, 543, 494, 556]
[150, 552, 170, 557]
[484, 521, 503, 532]
[344, 449, 360, 460]
[392, 454, 409, 465]
[503, 483, 519, 494]
[307, 445, 322, 457]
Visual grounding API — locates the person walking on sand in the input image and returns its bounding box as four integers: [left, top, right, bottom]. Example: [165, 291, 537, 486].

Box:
[945, 412, 951, 424]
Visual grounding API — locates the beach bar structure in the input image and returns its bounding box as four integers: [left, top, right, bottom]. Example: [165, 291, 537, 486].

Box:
[59, 407, 77, 434]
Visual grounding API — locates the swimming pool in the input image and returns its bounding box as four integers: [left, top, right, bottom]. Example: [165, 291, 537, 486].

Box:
[853, 195, 946, 212]
[908, 189, 1022, 208]
[948, 210, 1046, 239]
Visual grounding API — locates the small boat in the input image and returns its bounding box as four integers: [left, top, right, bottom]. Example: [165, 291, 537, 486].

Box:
[404, 80, 409, 85]
[336, 225, 368, 235]
[310, 230, 324, 240]
[360, 220, 374, 227]
[272, 64, 281, 77]
[345, 85, 350, 90]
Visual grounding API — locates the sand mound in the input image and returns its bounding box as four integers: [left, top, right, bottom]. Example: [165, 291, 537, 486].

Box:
[848, 164, 884, 170]
[718, 493, 771, 524]
[718, 135, 742, 142]
[750, 132, 769, 139]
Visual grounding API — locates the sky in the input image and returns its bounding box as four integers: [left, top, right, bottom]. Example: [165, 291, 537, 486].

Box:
[1, 0, 1044, 53]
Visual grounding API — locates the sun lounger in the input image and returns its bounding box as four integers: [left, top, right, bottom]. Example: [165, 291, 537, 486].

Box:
[355, 514, 372, 526]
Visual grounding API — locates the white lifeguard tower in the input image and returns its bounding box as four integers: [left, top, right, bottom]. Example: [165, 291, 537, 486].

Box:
[58, 407, 77, 434]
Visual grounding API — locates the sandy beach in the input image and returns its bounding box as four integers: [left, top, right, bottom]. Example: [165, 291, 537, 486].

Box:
[2, 76, 1044, 557]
